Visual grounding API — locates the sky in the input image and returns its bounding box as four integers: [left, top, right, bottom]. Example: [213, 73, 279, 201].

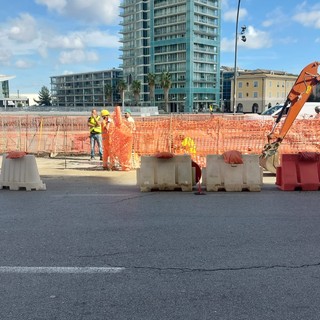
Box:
[1, 0, 320, 95]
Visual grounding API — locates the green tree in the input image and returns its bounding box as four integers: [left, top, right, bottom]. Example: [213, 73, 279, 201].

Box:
[34, 86, 52, 106]
[147, 73, 157, 104]
[104, 83, 113, 105]
[131, 79, 141, 105]
[160, 72, 171, 113]
[117, 80, 127, 105]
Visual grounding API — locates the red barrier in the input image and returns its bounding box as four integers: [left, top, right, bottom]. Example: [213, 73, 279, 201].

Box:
[276, 153, 320, 191]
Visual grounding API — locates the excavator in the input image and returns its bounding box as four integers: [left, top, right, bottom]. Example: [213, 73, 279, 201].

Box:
[260, 61, 320, 173]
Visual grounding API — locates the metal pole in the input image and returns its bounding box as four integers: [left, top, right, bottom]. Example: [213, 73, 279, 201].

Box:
[233, 0, 241, 114]
[122, 90, 125, 113]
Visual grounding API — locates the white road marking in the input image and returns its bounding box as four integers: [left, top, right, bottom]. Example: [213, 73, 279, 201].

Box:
[0, 266, 124, 274]
[51, 194, 135, 197]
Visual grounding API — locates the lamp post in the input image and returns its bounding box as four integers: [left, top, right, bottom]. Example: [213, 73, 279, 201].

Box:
[122, 90, 125, 113]
[233, 0, 246, 114]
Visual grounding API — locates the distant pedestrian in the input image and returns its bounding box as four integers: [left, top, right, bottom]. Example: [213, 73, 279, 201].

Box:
[87, 109, 103, 160]
[314, 106, 320, 119]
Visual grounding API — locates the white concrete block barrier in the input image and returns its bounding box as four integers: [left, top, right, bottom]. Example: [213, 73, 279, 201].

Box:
[204, 154, 263, 192]
[137, 154, 193, 192]
[0, 154, 46, 191]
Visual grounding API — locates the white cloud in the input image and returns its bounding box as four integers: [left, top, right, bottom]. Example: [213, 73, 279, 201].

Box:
[0, 49, 12, 66]
[62, 70, 76, 75]
[35, 0, 120, 24]
[35, 0, 67, 13]
[223, 8, 248, 22]
[8, 13, 39, 42]
[221, 25, 272, 52]
[0, 7, 120, 73]
[293, 9, 320, 29]
[47, 30, 119, 49]
[262, 7, 286, 28]
[15, 59, 33, 69]
[84, 30, 119, 48]
[48, 34, 85, 49]
[59, 49, 99, 64]
[277, 37, 298, 45]
[245, 26, 272, 49]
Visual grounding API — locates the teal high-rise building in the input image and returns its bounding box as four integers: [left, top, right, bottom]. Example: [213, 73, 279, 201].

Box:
[120, 0, 221, 113]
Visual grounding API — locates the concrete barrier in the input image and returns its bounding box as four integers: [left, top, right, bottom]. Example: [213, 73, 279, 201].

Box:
[137, 154, 193, 192]
[0, 154, 46, 191]
[204, 154, 263, 192]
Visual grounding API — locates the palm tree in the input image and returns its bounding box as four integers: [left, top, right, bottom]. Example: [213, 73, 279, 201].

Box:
[160, 71, 171, 113]
[131, 80, 141, 105]
[104, 83, 113, 106]
[117, 80, 127, 106]
[147, 73, 157, 104]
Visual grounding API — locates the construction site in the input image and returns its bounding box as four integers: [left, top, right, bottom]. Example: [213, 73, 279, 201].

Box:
[0, 111, 319, 169]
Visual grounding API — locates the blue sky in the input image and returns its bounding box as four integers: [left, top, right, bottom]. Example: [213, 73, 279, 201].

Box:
[1, 0, 320, 95]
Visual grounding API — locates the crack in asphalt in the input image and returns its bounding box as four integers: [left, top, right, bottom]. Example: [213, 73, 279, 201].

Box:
[74, 256, 320, 273]
[119, 262, 320, 273]
[109, 192, 156, 203]
[76, 252, 130, 258]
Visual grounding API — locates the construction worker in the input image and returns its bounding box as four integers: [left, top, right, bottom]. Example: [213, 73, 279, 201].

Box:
[101, 109, 113, 170]
[124, 108, 136, 131]
[181, 135, 196, 157]
[123, 108, 136, 169]
[87, 109, 103, 160]
[314, 106, 320, 119]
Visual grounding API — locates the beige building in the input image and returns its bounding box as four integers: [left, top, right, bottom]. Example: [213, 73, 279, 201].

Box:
[231, 69, 297, 113]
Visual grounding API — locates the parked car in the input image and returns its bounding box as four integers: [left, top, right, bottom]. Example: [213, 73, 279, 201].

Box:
[260, 104, 283, 116]
[264, 103, 317, 119]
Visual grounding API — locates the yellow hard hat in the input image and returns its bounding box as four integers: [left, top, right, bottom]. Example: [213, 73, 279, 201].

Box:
[101, 109, 110, 117]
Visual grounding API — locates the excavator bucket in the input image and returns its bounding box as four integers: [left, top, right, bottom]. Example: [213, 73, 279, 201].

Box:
[259, 152, 280, 174]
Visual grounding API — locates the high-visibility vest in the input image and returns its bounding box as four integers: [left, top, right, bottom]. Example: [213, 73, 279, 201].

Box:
[181, 137, 196, 155]
[88, 116, 102, 134]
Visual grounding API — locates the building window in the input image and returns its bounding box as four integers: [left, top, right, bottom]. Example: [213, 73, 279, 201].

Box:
[238, 82, 242, 88]
[253, 81, 258, 88]
[253, 92, 258, 98]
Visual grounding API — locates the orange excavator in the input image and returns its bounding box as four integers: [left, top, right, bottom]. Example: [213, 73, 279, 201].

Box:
[260, 61, 320, 173]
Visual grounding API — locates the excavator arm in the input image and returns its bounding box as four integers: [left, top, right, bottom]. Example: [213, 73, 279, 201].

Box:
[260, 61, 320, 172]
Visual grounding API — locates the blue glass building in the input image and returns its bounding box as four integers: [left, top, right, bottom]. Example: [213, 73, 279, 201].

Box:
[120, 0, 221, 113]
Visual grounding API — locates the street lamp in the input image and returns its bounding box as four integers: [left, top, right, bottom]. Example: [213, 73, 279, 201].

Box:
[233, 0, 246, 114]
[122, 90, 125, 113]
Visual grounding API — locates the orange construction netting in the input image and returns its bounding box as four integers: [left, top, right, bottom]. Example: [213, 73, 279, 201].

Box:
[0, 111, 319, 169]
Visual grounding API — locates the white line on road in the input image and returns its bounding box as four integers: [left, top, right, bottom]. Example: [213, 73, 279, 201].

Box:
[0, 266, 125, 274]
[51, 194, 136, 197]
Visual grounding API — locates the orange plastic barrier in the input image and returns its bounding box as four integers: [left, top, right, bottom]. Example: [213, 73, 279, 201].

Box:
[276, 153, 320, 191]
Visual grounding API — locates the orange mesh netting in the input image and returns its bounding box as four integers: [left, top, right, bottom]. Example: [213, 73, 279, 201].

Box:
[102, 106, 133, 170]
[0, 113, 319, 169]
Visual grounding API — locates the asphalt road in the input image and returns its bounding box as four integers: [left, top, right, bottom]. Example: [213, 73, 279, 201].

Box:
[0, 157, 320, 319]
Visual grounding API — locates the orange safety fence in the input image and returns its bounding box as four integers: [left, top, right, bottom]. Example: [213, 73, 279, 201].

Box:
[0, 112, 319, 169]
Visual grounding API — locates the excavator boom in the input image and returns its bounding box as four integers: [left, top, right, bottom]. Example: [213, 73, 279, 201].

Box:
[260, 61, 320, 172]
